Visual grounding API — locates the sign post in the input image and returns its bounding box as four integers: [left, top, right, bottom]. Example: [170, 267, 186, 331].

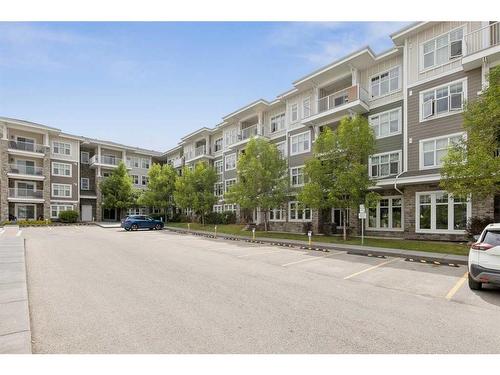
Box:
[188, 223, 191, 232]
[358, 205, 366, 246]
[252, 227, 256, 241]
[214, 225, 217, 237]
[307, 230, 312, 248]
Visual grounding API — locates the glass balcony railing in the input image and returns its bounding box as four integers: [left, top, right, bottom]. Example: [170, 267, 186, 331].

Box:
[8, 188, 43, 199]
[8, 164, 44, 176]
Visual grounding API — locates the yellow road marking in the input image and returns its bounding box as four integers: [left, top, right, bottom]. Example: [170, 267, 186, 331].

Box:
[281, 251, 344, 267]
[445, 272, 468, 300]
[344, 258, 400, 280]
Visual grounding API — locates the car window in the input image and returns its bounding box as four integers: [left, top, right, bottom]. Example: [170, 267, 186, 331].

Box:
[483, 230, 500, 246]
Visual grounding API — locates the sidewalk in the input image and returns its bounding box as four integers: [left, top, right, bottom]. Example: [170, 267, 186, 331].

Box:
[0, 226, 32, 354]
[165, 226, 468, 266]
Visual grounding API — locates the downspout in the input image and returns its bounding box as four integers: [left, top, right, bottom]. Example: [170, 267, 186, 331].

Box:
[394, 171, 404, 195]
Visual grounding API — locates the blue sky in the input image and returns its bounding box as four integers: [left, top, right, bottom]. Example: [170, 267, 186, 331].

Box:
[0, 22, 410, 151]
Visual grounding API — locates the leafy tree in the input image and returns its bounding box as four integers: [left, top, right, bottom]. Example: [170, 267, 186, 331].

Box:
[440, 65, 500, 199]
[225, 138, 288, 231]
[173, 162, 218, 224]
[298, 115, 378, 239]
[138, 163, 177, 219]
[99, 161, 137, 219]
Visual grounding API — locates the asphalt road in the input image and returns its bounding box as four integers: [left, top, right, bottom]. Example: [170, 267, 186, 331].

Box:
[22, 225, 500, 354]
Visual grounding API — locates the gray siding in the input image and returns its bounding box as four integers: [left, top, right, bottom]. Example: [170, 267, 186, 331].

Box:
[367, 100, 404, 156]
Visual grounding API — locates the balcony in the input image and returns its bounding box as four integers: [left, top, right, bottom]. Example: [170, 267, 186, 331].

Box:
[8, 188, 44, 202]
[172, 157, 184, 168]
[463, 22, 500, 70]
[229, 124, 267, 149]
[7, 140, 46, 158]
[185, 145, 212, 162]
[302, 84, 369, 125]
[89, 155, 131, 169]
[7, 164, 45, 180]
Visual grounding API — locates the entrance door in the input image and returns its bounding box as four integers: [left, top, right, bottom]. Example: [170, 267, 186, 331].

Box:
[81, 205, 93, 221]
[103, 208, 117, 221]
[17, 204, 36, 220]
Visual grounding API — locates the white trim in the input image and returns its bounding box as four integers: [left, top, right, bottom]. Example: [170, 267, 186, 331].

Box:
[224, 178, 236, 193]
[418, 132, 465, 170]
[369, 150, 402, 178]
[288, 201, 312, 222]
[15, 203, 37, 220]
[369, 107, 402, 139]
[419, 25, 466, 73]
[366, 196, 404, 232]
[80, 177, 90, 191]
[50, 204, 75, 219]
[52, 140, 72, 156]
[224, 153, 236, 171]
[369, 66, 401, 100]
[268, 207, 286, 222]
[275, 140, 287, 158]
[80, 151, 90, 164]
[290, 165, 306, 187]
[51, 161, 72, 177]
[419, 77, 468, 123]
[289, 130, 311, 156]
[51, 183, 72, 198]
[290, 102, 298, 123]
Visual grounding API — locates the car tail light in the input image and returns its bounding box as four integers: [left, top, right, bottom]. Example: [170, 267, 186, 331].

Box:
[471, 242, 494, 251]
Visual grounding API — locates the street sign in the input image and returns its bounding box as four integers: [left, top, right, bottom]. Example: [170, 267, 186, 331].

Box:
[358, 212, 367, 219]
[359, 204, 366, 213]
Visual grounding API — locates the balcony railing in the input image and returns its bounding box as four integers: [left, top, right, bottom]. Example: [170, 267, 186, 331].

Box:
[8, 140, 46, 154]
[239, 125, 258, 140]
[317, 84, 369, 114]
[8, 188, 43, 199]
[172, 158, 183, 168]
[464, 22, 500, 56]
[90, 155, 128, 167]
[195, 145, 207, 157]
[8, 164, 44, 176]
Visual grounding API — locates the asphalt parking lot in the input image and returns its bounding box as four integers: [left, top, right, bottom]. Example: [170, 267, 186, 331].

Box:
[19, 225, 500, 353]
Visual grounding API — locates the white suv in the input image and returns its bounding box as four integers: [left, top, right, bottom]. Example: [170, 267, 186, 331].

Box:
[468, 223, 500, 290]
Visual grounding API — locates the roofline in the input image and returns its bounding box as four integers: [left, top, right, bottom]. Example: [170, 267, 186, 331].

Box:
[161, 144, 183, 156]
[180, 126, 214, 141]
[0, 116, 61, 132]
[390, 21, 428, 40]
[80, 136, 163, 156]
[221, 99, 270, 121]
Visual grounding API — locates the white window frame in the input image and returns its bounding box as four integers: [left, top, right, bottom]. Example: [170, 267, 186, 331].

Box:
[214, 182, 224, 197]
[369, 66, 401, 99]
[50, 204, 74, 219]
[302, 97, 311, 118]
[415, 191, 471, 234]
[225, 153, 236, 171]
[225, 178, 236, 193]
[290, 166, 307, 187]
[275, 141, 287, 158]
[52, 141, 71, 156]
[80, 151, 90, 164]
[419, 78, 467, 122]
[288, 201, 312, 222]
[369, 107, 402, 139]
[141, 175, 148, 186]
[51, 183, 72, 198]
[223, 204, 236, 212]
[331, 208, 350, 229]
[16, 204, 36, 220]
[80, 178, 90, 191]
[214, 159, 223, 174]
[290, 131, 311, 156]
[270, 113, 286, 133]
[213, 205, 223, 213]
[419, 133, 465, 170]
[369, 150, 402, 178]
[269, 207, 286, 222]
[131, 175, 139, 185]
[214, 138, 223, 152]
[420, 26, 465, 72]
[290, 103, 298, 123]
[141, 158, 150, 169]
[51, 161, 72, 177]
[366, 196, 404, 231]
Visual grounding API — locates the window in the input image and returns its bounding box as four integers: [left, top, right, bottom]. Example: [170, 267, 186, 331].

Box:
[213, 205, 223, 213]
[225, 179, 236, 192]
[225, 153, 236, 171]
[420, 134, 463, 169]
[80, 178, 89, 190]
[421, 80, 466, 120]
[303, 97, 311, 118]
[141, 158, 150, 169]
[370, 67, 400, 98]
[128, 157, 140, 168]
[422, 27, 463, 70]
[290, 131, 310, 155]
[369, 151, 401, 178]
[51, 162, 72, 177]
[80, 151, 90, 164]
[214, 160, 223, 174]
[17, 204, 36, 220]
[275, 141, 286, 158]
[50, 205, 74, 219]
[289, 201, 311, 222]
[332, 208, 350, 228]
[131, 175, 139, 185]
[141, 176, 148, 186]
[224, 128, 238, 146]
[16, 137, 35, 152]
[269, 208, 285, 221]
[224, 204, 236, 212]
[52, 183, 71, 198]
[270, 113, 285, 133]
[214, 182, 224, 197]
[290, 166, 307, 186]
[52, 141, 71, 156]
[214, 138, 223, 152]
[416, 191, 469, 233]
[367, 197, 403, 230]
[290, 103, 298, 122]
[370, 108, 401, 139]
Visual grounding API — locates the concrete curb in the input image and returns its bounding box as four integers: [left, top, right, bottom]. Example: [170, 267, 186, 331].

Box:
[0, 226, 32, 354]
[164, 226, 468, 266]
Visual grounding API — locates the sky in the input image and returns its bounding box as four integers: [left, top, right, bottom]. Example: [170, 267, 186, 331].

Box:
[0, 22, 410, 151]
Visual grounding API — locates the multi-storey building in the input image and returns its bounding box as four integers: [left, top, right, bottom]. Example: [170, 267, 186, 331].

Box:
[1, 21, 499, 240]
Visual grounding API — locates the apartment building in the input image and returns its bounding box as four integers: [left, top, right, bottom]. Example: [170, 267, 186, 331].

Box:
[1, 21, 499, 240]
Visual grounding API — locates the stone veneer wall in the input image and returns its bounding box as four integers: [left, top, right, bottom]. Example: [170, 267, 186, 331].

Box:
[42, 147, 51, 220]
[0, 140, 9, 221]
[95, 173, 103, 221]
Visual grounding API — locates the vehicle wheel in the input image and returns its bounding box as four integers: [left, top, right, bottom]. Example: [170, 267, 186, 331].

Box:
[131, 224, 139, 231]
[124, 228, 130, 231]
[468, 273, 482, 290]
[155, 224, 162, 230]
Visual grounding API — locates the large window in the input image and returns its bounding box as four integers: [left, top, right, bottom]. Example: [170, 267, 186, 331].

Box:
[369, 108, 401, 139]
[269, 208, 285, 221]
[52, 141, 71, 156]
[270, 113, 285, 133]
[332, 208, 350, 228]
[290, 104, 298, 122]
[421, 79, 466, 121]
[141, 158, 150, 169]
[80, 151, 90, 164]
[224, 128, 238, 147]
[52, 183, 71, 198]
[275, 141, 286, 158]
[369, 151, 401, 178]
[370, 67, 400, 98]
[141, 176, 148, 186]
[224, 204, 236, 212]
[214, 138, 223, 152]
[214, 182, 224, 197]
[303, 97, 311, 118]
[368, 197, 403, 230]
[289, 201, 311, 222]
[17, 204, 36, 220]
[213, 205, 223, 213]
[50, 205, 74, 219]
[416, 192, 469, 233]
[225, 179, 236, 192]
[225, 153, 236, 171]
[420, 134, 463, 169]
[131, 175, 139, 185]
[80, 178, 90, 190]
[290, 166, 307, 187]
[51, 162, 72, 177]
[422, 27, 463, 70]
[290, 131, 310, 155]
[128, 157, 140, 168]
[214, 160, 223, 174]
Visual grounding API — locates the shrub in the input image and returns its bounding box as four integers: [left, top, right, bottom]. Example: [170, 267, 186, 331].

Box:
[58, 210, 79, 223]
[466, 216, 495, 239]
[1, 220, 52, 227]
[149, 213, 167, 221]
[204, 211, 237, 225]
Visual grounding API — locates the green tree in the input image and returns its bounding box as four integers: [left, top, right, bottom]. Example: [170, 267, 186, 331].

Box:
[225, 138, 288, 231]
[173, 162, 218, 224]
[99, 161, 137, 219]
[440, 65, 500, 199]
[138, 163, 177, 219]
[298, 115, 378, 240]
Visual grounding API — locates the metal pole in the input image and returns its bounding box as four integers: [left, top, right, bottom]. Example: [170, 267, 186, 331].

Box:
[188, 223, 191, 231]
[214, 225, 217, 237]
[252, 228, 255, 241]
[361, 218, 364, 245]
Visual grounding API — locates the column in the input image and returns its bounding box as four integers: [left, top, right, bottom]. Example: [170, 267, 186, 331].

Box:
[42, 150, 51, 220]
[0, 139, 9, 221]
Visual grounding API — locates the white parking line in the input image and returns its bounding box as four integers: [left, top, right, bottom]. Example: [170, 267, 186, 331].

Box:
[445, 272, 468, 300]
[16, 230, 22, 237]
[237, 249, 292, 258]
[343, 258, 400, 280]
[281, 251, 344, 267]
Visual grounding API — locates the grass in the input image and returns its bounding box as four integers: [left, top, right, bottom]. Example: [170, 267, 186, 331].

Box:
[166, 222, 470, 256]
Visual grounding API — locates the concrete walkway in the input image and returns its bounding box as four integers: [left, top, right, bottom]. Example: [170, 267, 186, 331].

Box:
[165, 226, 468, 265]
[94, 222, 121, 228]
[0, 225, 32, 354]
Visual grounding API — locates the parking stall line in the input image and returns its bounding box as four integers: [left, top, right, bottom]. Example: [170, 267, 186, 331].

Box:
[281, 251, 344, 267]
[445, 272, 468, 301]
[343, 257, 400, 280]
[237, 249, 291, 258]
[16, 230, 22, 237]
